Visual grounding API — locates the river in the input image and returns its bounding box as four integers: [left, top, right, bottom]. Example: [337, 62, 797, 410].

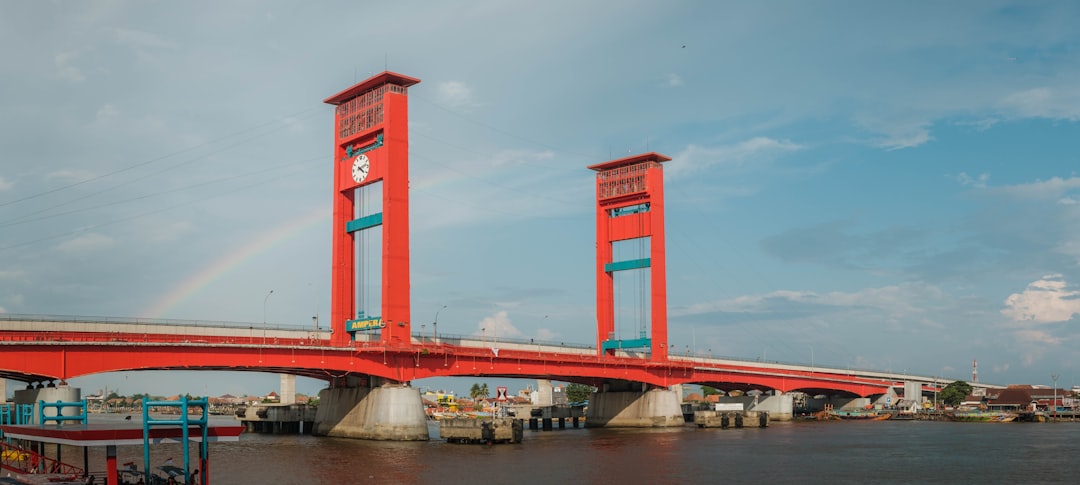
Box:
[70, 417, 1080, 484]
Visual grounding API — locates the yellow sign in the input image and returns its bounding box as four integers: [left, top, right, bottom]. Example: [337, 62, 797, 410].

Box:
[347, 318, 384, 332]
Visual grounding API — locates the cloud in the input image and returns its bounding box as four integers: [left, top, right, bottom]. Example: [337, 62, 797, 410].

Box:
[1014, 329, 1063, 346]
[955, 172, 989, 189]
[535, 328, 558, 341]
[667, 137, 802, 179]
[0, 270, 26, 280]
[974, 176, 1080, 265]
[436, 81, 475, 109]
[96, 104, 120, 122]
[993, 176, 1080, 202]
[999, 87, 1080, 121]
[474, 310, 523, 339]
[1000, 274, 1080, 324]
[666, 73, 683, 87]
[676, 283, 943, 324]
[111, 28, 177, 50]
[857, 117, 932, 150]
[55, 51, 85, 83]
[0, 176, 12, 191]
[55, 233, 114, 253]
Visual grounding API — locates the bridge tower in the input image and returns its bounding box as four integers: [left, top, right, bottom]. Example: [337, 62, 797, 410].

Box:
[324, 72, 420, 347]
[589, 152, 672, 361]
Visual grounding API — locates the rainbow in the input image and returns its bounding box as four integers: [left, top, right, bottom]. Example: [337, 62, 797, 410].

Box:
[144, 205, 331, 319]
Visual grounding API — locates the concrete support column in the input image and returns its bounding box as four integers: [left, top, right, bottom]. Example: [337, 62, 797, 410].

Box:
[313, 382, 428, 440]
[279, 374, 296, 405]
[585, 383, 684, 428]
[14, 385, 80, 424]
[533, 380, 554, 406]
[0, 379, 6, 403]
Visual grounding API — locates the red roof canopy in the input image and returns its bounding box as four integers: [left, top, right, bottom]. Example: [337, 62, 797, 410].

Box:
[587, 152, 671, 172]
[323, 71, 421, 105]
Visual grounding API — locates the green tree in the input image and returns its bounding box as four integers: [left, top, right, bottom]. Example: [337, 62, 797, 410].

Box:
[701, 386, 721, 397]
[470, 383, 489, 399]
[565, 383, 594, 403]
[939, 380, 973, 406]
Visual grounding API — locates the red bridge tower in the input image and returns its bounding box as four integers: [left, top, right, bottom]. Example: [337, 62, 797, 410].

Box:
[589, 152, 672, 361]
[324, 72, 420, 347]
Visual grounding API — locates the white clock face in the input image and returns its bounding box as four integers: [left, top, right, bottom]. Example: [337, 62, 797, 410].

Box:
[351, 154, 370, 183]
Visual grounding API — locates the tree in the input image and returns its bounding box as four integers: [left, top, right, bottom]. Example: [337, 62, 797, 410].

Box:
[470, 383, 489, 399]
[939, 380, 973, 406]
[701, 386, 721, 397]
[565, 383, 594, 403]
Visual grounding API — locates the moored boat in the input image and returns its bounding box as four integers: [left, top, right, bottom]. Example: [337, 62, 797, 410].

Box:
[946, 411, 1018, 422]
[828, 409, 889, 420]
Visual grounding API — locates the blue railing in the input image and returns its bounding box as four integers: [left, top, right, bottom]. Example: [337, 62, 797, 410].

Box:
[142, 396, 208, 485]
[38, 399, 87, 426]
[0, 403, 35, 425]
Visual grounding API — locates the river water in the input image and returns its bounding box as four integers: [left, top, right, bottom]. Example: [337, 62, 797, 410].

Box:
[71, 417, 1080, 484]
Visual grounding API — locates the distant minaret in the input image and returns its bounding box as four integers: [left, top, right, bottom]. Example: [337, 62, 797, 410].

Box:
[972, 359, 978, 383]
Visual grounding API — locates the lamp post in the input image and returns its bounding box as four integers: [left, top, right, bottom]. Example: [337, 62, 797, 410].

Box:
[433, 305, 446, 344]
[1052, 374, 1059, 422]
[809, 345, 814, 374]
[263, 290, 274, 325]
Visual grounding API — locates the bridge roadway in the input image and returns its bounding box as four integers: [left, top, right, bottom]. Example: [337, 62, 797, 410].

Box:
[0, 314, 984, 397]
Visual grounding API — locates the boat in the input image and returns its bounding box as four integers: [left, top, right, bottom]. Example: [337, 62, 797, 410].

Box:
[827, 408, 890, 420]
[946, 411, 1018, 422]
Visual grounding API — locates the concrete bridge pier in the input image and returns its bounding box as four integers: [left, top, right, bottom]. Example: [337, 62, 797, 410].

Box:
[13, 382, 81, 424]
[585, 380, 684, 428]
[312, 376, 428, 440]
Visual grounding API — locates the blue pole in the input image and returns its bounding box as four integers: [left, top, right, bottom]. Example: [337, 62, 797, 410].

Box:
[142, 399, 151, 485]
[182, 397, 190, 483]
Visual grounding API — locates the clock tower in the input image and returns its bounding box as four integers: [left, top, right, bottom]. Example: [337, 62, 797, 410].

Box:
[324, 71, 420, 347]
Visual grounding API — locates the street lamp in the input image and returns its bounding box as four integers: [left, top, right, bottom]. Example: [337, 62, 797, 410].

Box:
[433, 305, 447, 343]
[263, 290, 274, 325]
[1052, 374, 1059, 422]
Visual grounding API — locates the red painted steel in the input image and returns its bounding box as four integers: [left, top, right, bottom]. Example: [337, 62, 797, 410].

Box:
[326, 72, 416, 347]
[590, 153, 672, 360]
[0, 330, 892, 397]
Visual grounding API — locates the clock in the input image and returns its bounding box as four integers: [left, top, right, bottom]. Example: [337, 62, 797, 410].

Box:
[351, 154, 370, 183]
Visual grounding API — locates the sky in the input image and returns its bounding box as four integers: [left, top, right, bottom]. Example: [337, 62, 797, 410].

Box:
[3, 1, 1080, 398]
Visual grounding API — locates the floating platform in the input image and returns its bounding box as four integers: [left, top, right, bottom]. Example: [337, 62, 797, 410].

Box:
[693, 410, 769, 429]
[439, 418, 523, 444]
